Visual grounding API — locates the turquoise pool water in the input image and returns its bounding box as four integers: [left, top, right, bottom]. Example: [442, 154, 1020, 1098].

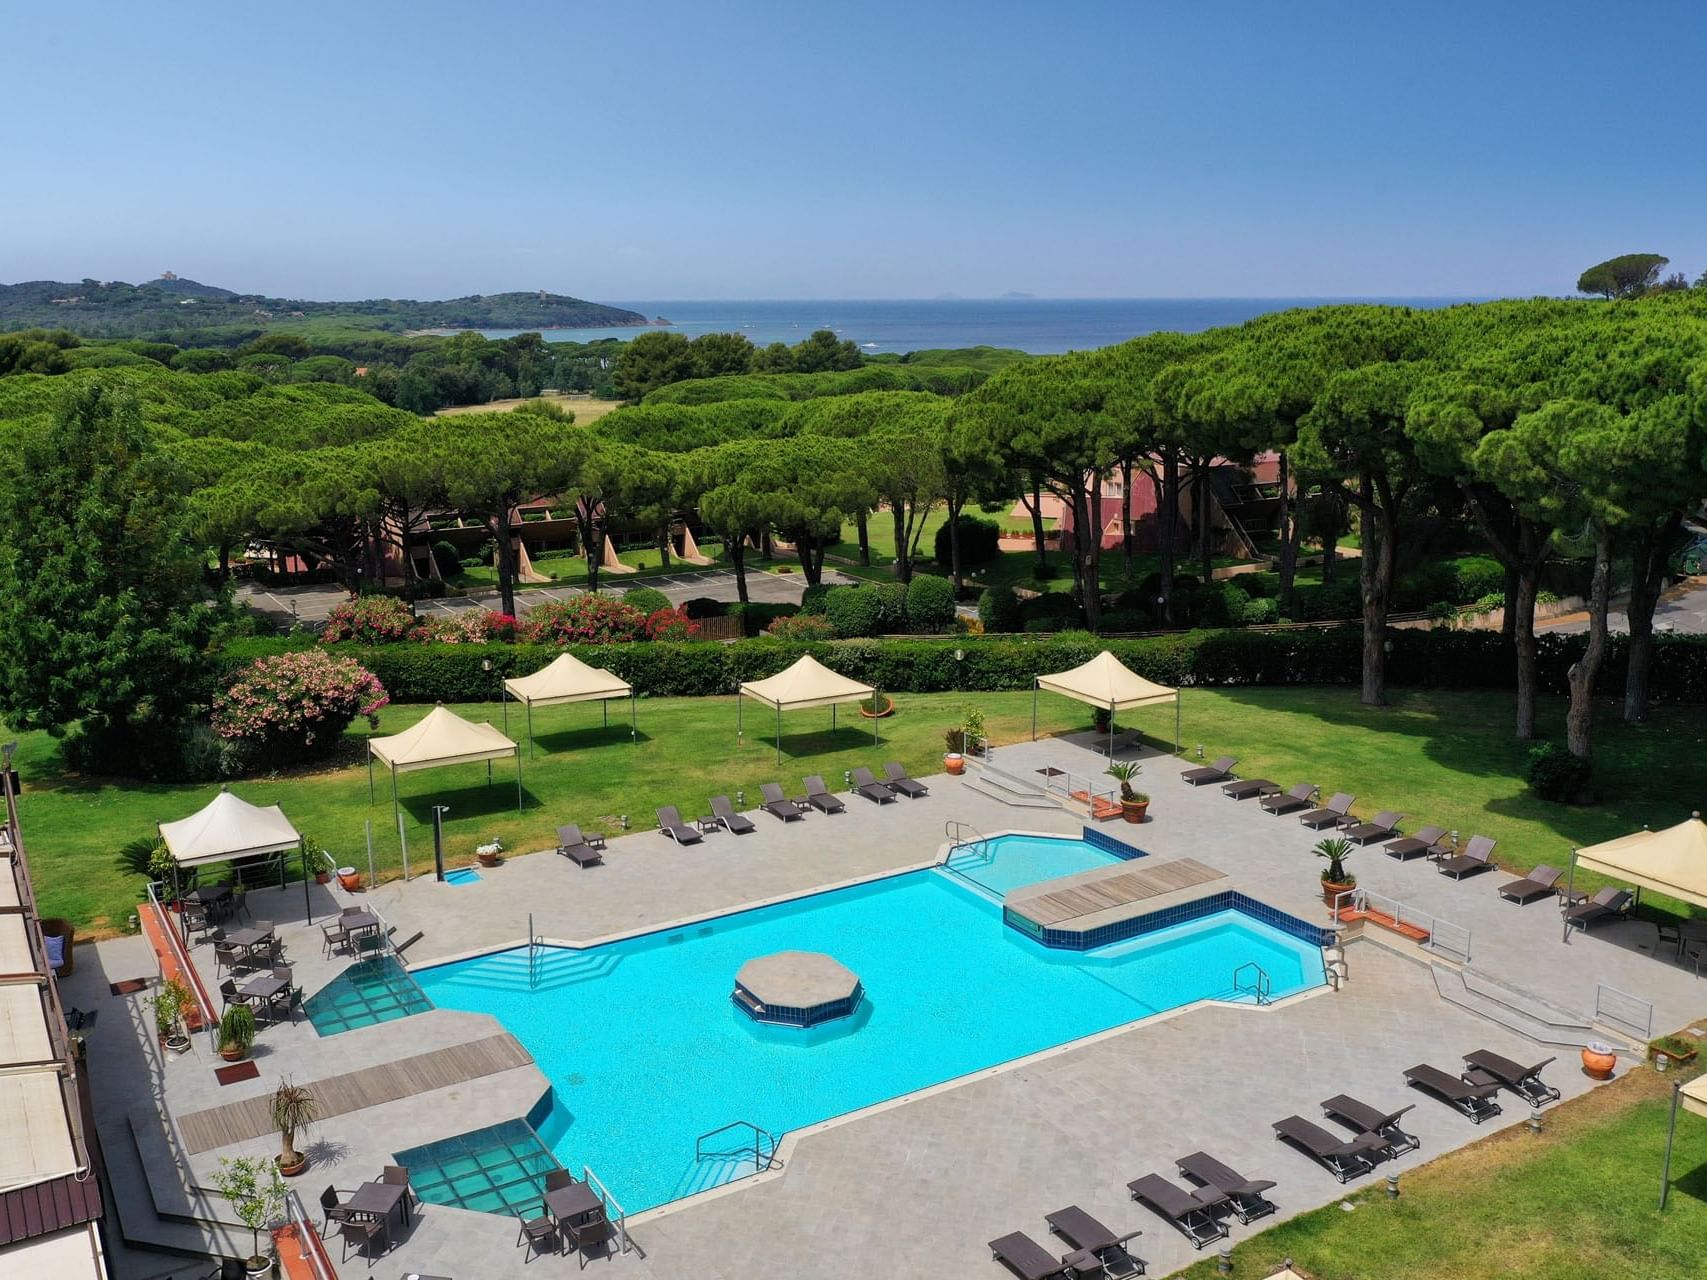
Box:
[415, 839, 1325, 1213]
[305, 956, 432, 1036]
[444, 867, 482, 885]
[943, 831, 1122, 896]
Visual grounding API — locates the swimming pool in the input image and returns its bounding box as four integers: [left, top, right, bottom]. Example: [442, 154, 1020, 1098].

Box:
[414, 836, 1326, 1213]
[942, 830, 1128, 896]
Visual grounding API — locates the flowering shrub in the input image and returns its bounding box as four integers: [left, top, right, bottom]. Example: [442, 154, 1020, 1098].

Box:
[419, 610, 520, 645]
[764, 613, 837, 641]
[319, 595, 420, 644]
[212, 651, 389, 769]
[644, 606, 700, 642]
[522, 595, 648, 645]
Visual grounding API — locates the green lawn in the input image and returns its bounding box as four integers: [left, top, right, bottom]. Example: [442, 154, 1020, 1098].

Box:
[12, 684, 1704, 936]
[1176, 1046, 1707, 1280]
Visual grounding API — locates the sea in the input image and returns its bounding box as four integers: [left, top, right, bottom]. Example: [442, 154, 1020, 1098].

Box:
[476, 296, 1474, 356]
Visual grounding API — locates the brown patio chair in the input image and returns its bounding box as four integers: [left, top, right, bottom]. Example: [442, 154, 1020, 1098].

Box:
[1257, 782, 1317, 816]
[851, 766, 898, 803]
[1402, 1062, 1503, 1122]
[1339, 811, 1404, 845]
[988, 1230, 1069, 1280]
[759, 782, 805, 821]
[1497, 864, 1563, 904]
[802, 775, 846, 814]
[1436, 834, 1497, 879]
[1221, 777, 1278, 800]
[883, 762, 929, 798]
[1463, 1049, 1561, 1105]
[1319, 1093, 1420, 1155]
[1126, 1172, 1229, 1248]
[1174, 1151, 1276, 1223]
[1270, 1115, 1382, 1182]
[654, 806, 703, 844]
[1044, 1204, 1145, 1277]
[555, 825, 605, 867]
[337, 1214, 386, 1262]
[1382, 824, 1451, 861]
[515, 1204, 557, 1261]
[1181, 756, 1237, 786]
[710, 795, 757, 834]
[1563, 886, 1633, 931]
[1296, 792, 1355, 828]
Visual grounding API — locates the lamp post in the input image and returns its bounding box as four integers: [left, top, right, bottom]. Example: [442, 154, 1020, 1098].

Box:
[431, 805, 449, 883]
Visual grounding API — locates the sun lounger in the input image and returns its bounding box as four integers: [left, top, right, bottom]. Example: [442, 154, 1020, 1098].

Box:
[1563, 886, 1633, 931]
[1181, 756, 1237, 786]
[1257, 782, 1317, 816]
[1272, 1116, 1383, 1182]
[1221, 777, 1278, 800]
[802, 775, 846, 814]
[883, 761, 929, 798]
[1126, 1173, 1228, 1249]
[1319, 1094, 1420, 1156]
[554, 825, 605, 868]
[1463, 1050, 1561, 1105]
[1045, 1205, 1145, 1277]
[1403, 1063, 1502, 1122]
[1436, 834, 1497, 879]
[1296, 792, 1355, 829]
[759, 783, 804, 822]
[1340, 810, 1404, 845]
[1383, 824, 1451, 861]
[709, 795, 755, 835]
[851, 766, 897, 804]
[1174, 1151, 1276, 1223]
[654, 806, 703, 844]
[988, 1231, 1068, 1280]
[1498, 864, 1562, 904]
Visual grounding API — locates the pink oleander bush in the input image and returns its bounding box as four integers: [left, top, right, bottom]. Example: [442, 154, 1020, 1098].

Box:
[419, 610, 520, 645]
[521, 595, 649, 644]
[212, 650, 390, 770]
[644, 606, 701, 642]
[319, 595, 421, 644]
[764, 612, 837, 641]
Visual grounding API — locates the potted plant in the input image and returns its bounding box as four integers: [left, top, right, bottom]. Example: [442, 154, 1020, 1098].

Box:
[1093, 706, 1112, 735]
[1314, 836, 1356, 908]
[1649, 1034, 1699, 1069]
[1105, 762, 1148, 823]
[304, 836, 330, 885]
[211, 1155, 285, 1276]
[218, 1004, 257, 1063]
[1581, 1041, 1618, 1080]
[963, 707, 987, 758]
[150, 978, 193, 1055]
[476, 838, 504, 867]
[270, 1078, 317, 1177]
[336, 866, 362, 892]
[943, 726, 966, 774]
[859, 688, 894, 719]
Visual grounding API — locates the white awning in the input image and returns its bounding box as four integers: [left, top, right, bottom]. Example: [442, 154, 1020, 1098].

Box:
[1036, 650, 1177, 711]
[158, 791, 301, 868]
[504, 654, 632, 707]
[1684, 1069, 1707, 1120]
[739, 654, 873, 711]
[0, 986, 52, 1070]
[1575, 816, 1707, 912]
[369, 705, 518, 774]
[0, 1070, 76, 1189]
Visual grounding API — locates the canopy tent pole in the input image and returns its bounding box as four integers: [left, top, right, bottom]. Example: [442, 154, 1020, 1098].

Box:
[1031, 682, 1038, 741]
[630, 691, 637, 742]
[603, 699, 609, 729]
[1108, 700, 1115, 758]
[300, 836, 313, 926]
[873, 700, 878, 746]
[832, 704, 836, 734]
[487, 760, 493, 787]
[1660, 1080, 1683, 1209]
[527, 702, 534, 759]
[1562, 849, 1578, 943]
[737, 690, 743, 747]
[516, 749, 524, 813]
[367, 752, 375, 803]
[390, 766, 400, 829]
[501, 687, 509, 736]
[776, 702, 782, 764]
[1175, 691, 1181, 756]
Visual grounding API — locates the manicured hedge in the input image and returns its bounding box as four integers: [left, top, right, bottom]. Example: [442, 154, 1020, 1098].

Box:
[210, 630, 1707, 705]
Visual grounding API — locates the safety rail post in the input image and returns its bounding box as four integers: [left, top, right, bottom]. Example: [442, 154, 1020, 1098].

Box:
[280, 1187, 337, 1280]
[581, 1165, 633, 1256]
[1593, 984, 1654, 1040]
[146, 878, 218, 1051]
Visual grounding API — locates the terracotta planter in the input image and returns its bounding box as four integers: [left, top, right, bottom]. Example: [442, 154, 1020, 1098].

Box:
[1581, 1044, 1617, 1079]
[1120, 800, 1148, 824]
[1321, 879, 1356, 909]
[477, 851, 500, 868]
[858, 697, 894, 719]
[219, 1045, 247, 1063]
[276, 1153, 309, 1178]
[944, 753, 965, 775]
[337, 870, 362, 892]
[314, 871, 330, 885]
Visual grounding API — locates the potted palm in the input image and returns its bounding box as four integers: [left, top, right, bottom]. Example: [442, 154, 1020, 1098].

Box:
[211, 1155, 285, 1276]
[1314, 836, 1356, 907]
[270, 1078, 317, 1177]
[150, 978, 193, 1055]
[1105, 762, 1148, 823]
[943, 726, 966, 774]
[218, 1004, 257, 1063]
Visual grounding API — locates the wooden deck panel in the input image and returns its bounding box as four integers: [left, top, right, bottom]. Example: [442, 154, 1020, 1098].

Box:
[177, 1032, 532, 1154]
[1010, 857, 1224, 927]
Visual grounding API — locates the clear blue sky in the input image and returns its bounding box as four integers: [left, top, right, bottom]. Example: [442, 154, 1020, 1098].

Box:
[6, 0, 1704, 301]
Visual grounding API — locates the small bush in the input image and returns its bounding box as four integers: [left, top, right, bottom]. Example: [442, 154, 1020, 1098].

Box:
[765, 613, 837, 641]
[825, 584, 884, 638]
[978, 585, 1024, 632]
[522, 595, 648, 644]
[681, 596, 727, 619]
[430, 540, 461, 579]
[212, 651, 389, 770]
[1022, 591, 1080, 629]
[906, 574, 957, 632]
[644, 606, 700, 641]
[420, 610, 519, 644]
[798, 583, 832, 615]
[319, 596, 420, 644]
[623, 586, 671, 614]
[1097, 609, 1151, 632]
[875, 580, 910, 631]
[1526, 742, 1593, 803]
[1241, 596, 1279, 624]
[934, 514, 1002, 568]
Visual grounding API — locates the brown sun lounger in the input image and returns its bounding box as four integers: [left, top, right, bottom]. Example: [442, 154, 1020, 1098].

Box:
[1174, 1151, 1275, 1223]
[1126, 1173, 1228, 1249]
[802, 775, 845, 814]
[1498, 864, 1563, 904]
[988, 1230, 1068, 1280]
[1340, 810, 1404, 845]
[654, 806, 702, 844]
[1463, 1050, 1561, 1105]
[554, 825, 605, 868]
[851, 766, 898, 803]
[1563, 886, 1632, 930]
[1258, 782, 1317, 815]
[1181, 756, 1237, 786]
[1383, 824, 1451, 861]
[883, 761, 929, 798]
[1296, 792, 1355, 829]
[709, 795, 755, 835]
[1221, 777, 1278, 800]
[759, 783, 804, 822]
[1403, 1063, 1502, 1122]
[1320, 1094, 1420, 1155]
[1045, 1205, 1145, 1276]
[1436, 834, 1497, 879]
[1272, 1115, 1382, 1182]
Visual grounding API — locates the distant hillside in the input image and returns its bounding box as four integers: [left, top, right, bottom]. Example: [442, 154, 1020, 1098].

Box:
[0, 276, 650, 341]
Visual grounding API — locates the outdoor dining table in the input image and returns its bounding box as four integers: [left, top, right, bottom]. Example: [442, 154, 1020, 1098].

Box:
[341, 910, 381, 936]
[544, 1181, 602, 1227]
[236, 972, 288, 1011]
[183, 885, 231, 908]
[347, 1178, 410, 1229]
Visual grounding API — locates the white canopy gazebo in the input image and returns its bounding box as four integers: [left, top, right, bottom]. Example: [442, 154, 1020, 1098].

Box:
[1032, 650, 1180, 757]
[502, 653, 636, 756]
[1660, 1049, 1707, 1208]
[738, 654, 877, 763]
[368, 705, 523, 820]
[1562, 812, 1707, 942]
[158, 789, 306, 923]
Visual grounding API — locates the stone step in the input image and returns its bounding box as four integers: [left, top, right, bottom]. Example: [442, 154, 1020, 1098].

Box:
[1431, 965, 1631, 1051]
[1461, 968, 1599, 1033]
[126, 1107, 249, 1229]
[109, 1103, 246, 1262]
[963, 771, 1063, 811]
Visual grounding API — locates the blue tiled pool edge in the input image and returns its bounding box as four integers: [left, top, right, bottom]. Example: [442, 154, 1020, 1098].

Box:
[1081, 824, 1147, 860]
[1006, 889, 1335, 952]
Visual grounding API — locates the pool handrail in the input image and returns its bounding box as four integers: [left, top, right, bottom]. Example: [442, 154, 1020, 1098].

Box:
[581, 1164, 636, 1256]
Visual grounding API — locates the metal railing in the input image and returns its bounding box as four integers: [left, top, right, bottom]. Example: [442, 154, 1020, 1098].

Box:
[941, 820, 988, 859]
[145, 879, 219, 1048]
[582, 1165, 635, 1256]
[1232, 961, 1272, 1005]
[527, 912, 547, 989]
[1593, 983, 1654, 1041]
[1331, 887, 1472, 964]
[280, 1187, 338, 1280]
[695, 1119, 779, 1176]
[1039, 770, 1118, 811]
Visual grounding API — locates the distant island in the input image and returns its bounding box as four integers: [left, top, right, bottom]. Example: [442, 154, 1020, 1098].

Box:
[0, 274, 649, 340]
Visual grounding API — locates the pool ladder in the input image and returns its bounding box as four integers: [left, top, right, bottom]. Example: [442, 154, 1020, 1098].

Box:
[527, 913, 546, 989]
[1232, 962, 1272, 1006]
[942, 820, 989, 863]
[695, 1120, 780, 1176]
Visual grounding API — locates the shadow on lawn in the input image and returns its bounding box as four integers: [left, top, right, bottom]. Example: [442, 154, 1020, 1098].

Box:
[739, 723, 891, 763]
[394, 777, 541, 825]
[524, 724, 653, 754]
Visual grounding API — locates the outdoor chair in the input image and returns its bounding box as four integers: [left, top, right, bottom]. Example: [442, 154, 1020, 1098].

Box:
[218, 978, 246, 1010]
[759, 782, 805, 821]
[544, 1168, 575, 1193]
[1462, 1050, 1561, 1105]
[318, 1184, 355, 1233]
[319, 922, 349, 957]
[1498, 864, 1563, 904]
[1257, 782, 1316, 816]
[1297, 792, 1356, 829]
[337, 1214, 386, 1262]
[1126, 1172, 1229, 1249]
[567, 1213, 616, 1270]
[1402, 1063, 1503, 1122]
[515, 1205, 557, 1262]
[883, 761, 929, 798]
[213, 941, 242, 974]
[1563, 886, 1633, 931]
[1221, 777, 1278, 800]
[1173, 1151, 1276, 1223]
[1319, 1094, 1420, 1156]
[1436, 834, 1498, 879]
[555, 825, 605, 868]
[229, 885, 250, 923]
[988, 1230, 1070, 1280]
[381, 1164, 419, 1214]
[1383, 823, 1451, 861]
[1271, 1115, 1382, 1182]
[1044, 1205, 1145, 1277]
[182, 904, 212, 941]
[1180, 755, 1237, 786]
[710, 795, 756, 834]
[802, 775, 846, 814]
[851, 766, 897, 803]
[1340, 810, 1404, 844]
[655, 806, 703, 844]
